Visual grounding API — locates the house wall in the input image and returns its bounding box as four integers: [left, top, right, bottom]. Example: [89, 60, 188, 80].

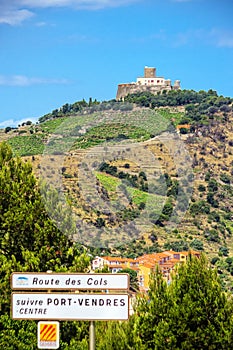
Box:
[138, 264, 154, 290]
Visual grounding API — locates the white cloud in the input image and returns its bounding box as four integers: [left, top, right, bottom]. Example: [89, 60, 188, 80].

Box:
[217, 37, 233, 48]
[20, 0, 140, 9]
[0, 75, 70, 86]
[132, 30, 167, 44]
[0, 9, 34, 25]
[210, 29, 233, 48]
[35, 21, 47, 27]
[171, 0, 193, 2]
[171, 28, 233, 49]
[0, 0, 141, 25]
[131, 27, 233, 50]
[0, 117, 38, 128]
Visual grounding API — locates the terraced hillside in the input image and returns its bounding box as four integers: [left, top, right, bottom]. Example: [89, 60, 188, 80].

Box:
[1, 91, 233, 289]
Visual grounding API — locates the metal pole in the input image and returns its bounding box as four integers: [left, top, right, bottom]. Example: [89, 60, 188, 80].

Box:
[89, 321, 95, 350]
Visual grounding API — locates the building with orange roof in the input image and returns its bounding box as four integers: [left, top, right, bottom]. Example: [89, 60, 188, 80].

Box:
[92, 250, 201, 291]
[92, 256, 139, 273]
[138, 262, 155, 290]
[138, 253, 179, 291]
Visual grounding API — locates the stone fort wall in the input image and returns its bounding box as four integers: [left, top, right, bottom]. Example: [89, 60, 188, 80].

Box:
[116, 83, 178, 101]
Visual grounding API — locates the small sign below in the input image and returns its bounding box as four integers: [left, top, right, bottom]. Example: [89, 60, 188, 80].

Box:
[11, 273, 129, 290]
[38, 321, 59, 349]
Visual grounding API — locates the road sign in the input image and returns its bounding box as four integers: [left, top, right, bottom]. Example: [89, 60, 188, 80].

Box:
[38, 321, 59, 349]
[11, 293, 129, 321]
[11, 273, 129, 290]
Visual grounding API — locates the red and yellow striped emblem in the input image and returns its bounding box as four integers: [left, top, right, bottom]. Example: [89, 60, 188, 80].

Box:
[38, 321, 59, 349]
[40, 323, 57, 341]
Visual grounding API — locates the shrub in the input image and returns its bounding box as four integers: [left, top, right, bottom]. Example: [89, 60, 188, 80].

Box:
[190, 200, 210, 215]
[4, 126, 12, 133]
[207, 193, 219, 207]
[207, 106, 218, 115]
[180, 127, 189, 134]
[211, 256, 219, 265]
[219, 246, 229, 257]
[220, 173, 231, 184]
[204, 229, 220, 242]
[163, 240, 189, 252]
[18, 130, 27, 134]
[63, 173, 73, 178]
[220, 104, 231, 112]
[205, 172, 211, 181]
[208, 211, 221, 222]
[198, 184, 206, 192]
[190, 238, 204, 251]
[95, 217, 105, 228]
[208, 178, 218, 192]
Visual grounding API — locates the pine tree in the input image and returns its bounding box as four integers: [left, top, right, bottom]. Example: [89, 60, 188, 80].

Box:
[165, 255, 233, 349]
[133, 254, 233, 350]
[0, 142, 90, 346]
[0, 142, 89, 268]
[133, 267, 172, 350]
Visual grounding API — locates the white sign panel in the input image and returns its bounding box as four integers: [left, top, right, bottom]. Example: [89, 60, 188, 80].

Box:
[38, 321, 59, 349]
[11, 293, 129, 321]
[11, 273, 129, 290]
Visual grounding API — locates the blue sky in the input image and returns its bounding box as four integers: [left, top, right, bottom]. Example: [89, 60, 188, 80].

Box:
[0, 0, 233, 127]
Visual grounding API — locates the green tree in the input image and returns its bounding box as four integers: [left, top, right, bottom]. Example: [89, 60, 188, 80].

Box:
[96, 321, 133, 350]
[133, 255, 233, 349]
[0, 142, 90, 347]
[118, 268, 139, 291]
[190, 238, 204, 251]
[133, 267, 172, 350]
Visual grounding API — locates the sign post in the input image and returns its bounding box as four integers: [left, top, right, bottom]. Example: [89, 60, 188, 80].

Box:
[89, 321, 95, 350]
[11, 272, 129, 350]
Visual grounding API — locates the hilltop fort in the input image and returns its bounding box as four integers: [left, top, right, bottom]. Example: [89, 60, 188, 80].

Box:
[116, 66, 181, 100]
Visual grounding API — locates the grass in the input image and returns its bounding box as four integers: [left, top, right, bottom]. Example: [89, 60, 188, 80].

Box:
[44, 136, 78, 155]
[7, 134, 45, 156]
[95, 172, 121, 193]
[127, 110, 171, 136]
[39, 117, 69, 133]
[4, 108, 181, 156]
[157, 108, 184, 126]
[39, 114, 95, 135]
[41, 109, 175, 151]
[95, 171, 165, 215]
[72, 123, 152, 150]
[127, 187, 149, 205]
[127, 187, 165, 212]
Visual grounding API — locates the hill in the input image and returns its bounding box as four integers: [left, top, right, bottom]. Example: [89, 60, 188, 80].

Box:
[1, 89, 233, 290]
